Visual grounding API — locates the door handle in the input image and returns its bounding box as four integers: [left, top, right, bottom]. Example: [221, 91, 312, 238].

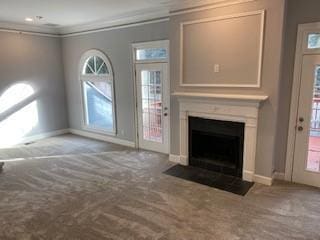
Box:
[164, 113, 168, 117]
[299, 117, 304, 123]
[297, 126, 303, 131]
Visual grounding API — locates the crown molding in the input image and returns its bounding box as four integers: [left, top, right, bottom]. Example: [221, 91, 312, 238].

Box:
[0, 21, 60, 36]
[61, 18, 170, 37]
[0, 17, 170, 38]
[0, 0, 257, 37]
[63, 0, 257, 35]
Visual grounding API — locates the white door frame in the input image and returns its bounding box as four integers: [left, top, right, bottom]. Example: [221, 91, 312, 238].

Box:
[285, 22, 320, 181]
[131, 40, 170, 153]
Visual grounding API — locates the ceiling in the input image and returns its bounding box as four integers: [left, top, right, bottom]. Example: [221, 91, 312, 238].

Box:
[0, 0, 239, 35]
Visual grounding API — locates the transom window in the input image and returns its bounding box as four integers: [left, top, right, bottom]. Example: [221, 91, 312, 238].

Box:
[308, 33, 320, 49]
[80, 50, 116, 134]
[136, 48, 167, 61]
[133, 40, 169, 63]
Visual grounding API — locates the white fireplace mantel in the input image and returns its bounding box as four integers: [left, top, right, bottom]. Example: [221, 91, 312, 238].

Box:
[172, 92, 269, 184]
[172, 92, 268, 105]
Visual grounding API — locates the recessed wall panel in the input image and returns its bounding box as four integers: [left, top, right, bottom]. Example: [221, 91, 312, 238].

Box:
[181, 11, 265, 87]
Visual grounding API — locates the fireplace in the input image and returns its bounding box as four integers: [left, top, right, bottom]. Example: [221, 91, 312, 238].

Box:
[189, 117, 245, 177]
[173, 92, 268, 184]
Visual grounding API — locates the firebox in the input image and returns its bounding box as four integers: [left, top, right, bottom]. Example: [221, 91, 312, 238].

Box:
[189, 117, 245, 177]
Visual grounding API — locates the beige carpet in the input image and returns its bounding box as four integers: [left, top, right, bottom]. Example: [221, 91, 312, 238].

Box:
[0, 134, 319, 240]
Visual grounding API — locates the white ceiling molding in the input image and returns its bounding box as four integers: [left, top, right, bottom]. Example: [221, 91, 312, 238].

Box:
[62, 18, 170, 38]
[61, 0, 256, 35]
[0, 0, 257, 37]
[0, 21, 60, 35]
[0, 28, 60, 38]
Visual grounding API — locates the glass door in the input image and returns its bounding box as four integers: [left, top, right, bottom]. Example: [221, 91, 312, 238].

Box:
[293, 55, 320, 187]
[135, 63, 169, 153]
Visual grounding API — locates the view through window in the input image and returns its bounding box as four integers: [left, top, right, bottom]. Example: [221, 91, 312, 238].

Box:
[307, 66, 320, 172]
[80, 51, 115, 133]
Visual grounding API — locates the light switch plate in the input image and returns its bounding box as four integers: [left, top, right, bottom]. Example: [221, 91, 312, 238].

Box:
[214, 64, 220, 73]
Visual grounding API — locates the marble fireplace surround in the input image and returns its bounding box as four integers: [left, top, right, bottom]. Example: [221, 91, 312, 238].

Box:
[171, 92, 269, 185]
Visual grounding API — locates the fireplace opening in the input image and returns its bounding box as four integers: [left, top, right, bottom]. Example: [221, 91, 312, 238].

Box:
[189, 117, 244, 177]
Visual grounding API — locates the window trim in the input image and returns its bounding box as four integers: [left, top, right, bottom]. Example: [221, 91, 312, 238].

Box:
[131, 40, 170, 150]
[79, 49, 116, 135]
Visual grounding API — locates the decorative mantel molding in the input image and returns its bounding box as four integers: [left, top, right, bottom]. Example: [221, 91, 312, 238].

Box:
[172, 92, 268, 105]
[173, 92, 269, 184]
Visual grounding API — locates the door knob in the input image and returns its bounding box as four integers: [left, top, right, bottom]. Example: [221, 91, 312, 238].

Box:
[299, 117, 304, 123]
[164, 113, 168, 117]
[297, 126, 303, 131]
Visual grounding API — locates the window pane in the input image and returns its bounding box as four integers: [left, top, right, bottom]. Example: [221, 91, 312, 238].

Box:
[98, 63, 109, 74]
[86, 57, 95, 73]
[140, 70, 163, 143]
[85, 65, 94, 74]
[84, 81, 113, 131]
[308, 34, 320, 49]
[95, 56, 104, 71]
[83, 56, 109, 75]
[307, 66, 320, 172]
[136, 48, 167, 61]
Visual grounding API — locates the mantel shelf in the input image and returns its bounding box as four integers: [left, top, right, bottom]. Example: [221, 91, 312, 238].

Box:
[172, 92, 268, 103]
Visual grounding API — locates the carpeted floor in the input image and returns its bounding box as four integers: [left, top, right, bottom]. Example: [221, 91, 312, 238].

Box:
[0, 134, 319, 240]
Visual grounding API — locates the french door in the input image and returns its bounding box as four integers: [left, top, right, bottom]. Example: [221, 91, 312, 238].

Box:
[292, 55, 320, 187]
[135, 63, 169, 153]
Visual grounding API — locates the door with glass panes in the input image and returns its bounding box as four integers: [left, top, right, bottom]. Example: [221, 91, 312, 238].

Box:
[136, 63, 169, 153]
[292, 55, 320, 187]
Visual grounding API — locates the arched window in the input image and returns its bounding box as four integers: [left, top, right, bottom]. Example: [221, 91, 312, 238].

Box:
[80, 50, 116, 134]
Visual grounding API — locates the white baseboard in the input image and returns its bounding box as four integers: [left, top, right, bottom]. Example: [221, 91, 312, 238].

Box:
[180, 156, 188, 166]
[69, 128, 135, 148]
[243, 170, 254, 182]
[3, 128, 135, 150]
[253, 174, 273, 186]
[169, 154, 181, 163]
[20, 129, 69, 145]
[244, 170, 273, 186]
[273, 172, 285, 181]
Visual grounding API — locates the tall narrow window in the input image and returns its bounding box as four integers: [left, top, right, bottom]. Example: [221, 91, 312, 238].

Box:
[80, 50, 116, 134]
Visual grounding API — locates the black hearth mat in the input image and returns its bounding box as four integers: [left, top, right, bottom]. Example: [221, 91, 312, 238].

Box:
[164, 164, 254, 196]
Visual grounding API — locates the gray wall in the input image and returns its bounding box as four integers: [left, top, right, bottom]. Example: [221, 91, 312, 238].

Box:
[275, 0, 320, 172]
[0, 32, 68, 138]
[170, 0, 286, 177]
[182, 13, 262, 86]
[1, 0, 311, 178]
[62, 21, 169, 142]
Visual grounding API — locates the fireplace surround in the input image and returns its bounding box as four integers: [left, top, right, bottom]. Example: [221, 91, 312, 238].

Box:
[172, 92, 268, 184]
